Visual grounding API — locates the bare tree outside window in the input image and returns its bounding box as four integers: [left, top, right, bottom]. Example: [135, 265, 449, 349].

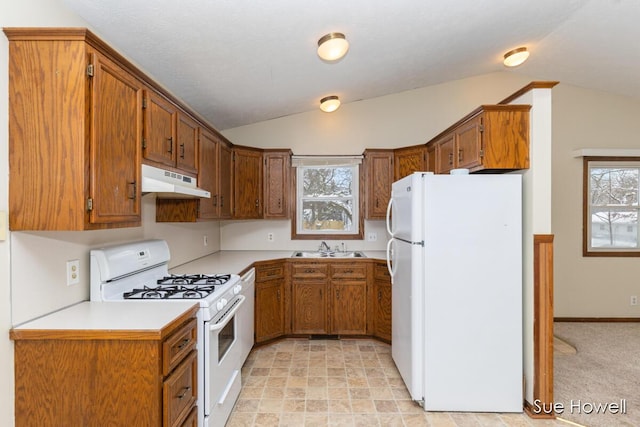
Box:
[294, 163, 360, 236]
[586, 160, 640, 254]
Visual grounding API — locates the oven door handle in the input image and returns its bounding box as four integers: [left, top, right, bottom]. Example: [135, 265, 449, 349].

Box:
[209, 295, 245, 332]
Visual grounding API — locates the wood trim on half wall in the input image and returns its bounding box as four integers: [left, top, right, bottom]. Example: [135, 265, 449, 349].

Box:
[525, 234, 555, 419]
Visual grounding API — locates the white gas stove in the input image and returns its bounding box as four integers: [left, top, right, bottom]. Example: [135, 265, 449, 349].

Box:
[90, 239, 247, 427]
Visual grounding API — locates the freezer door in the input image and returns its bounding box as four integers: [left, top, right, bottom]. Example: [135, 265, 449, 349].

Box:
[391, 237, 424, 402]
[390, 173, 423, 243]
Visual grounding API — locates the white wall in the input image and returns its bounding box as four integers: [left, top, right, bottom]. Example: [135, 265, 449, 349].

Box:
[552, 85, 640, 317]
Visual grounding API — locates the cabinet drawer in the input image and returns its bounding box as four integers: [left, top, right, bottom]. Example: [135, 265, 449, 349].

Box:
[291, 263, 328, 279]
[331, 264, 367, 279]
[374, 262, 391, 281]
[164, 350, 197, 427]
[180, 406, 198, 427]
[163, 318, 197, 376]
[256, 263, 285, 281]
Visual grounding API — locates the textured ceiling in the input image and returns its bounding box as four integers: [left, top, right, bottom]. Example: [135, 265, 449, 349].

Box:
[62, 0, 640, 130]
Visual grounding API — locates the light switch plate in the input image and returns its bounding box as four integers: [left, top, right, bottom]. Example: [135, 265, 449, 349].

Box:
[0, 211, 6, 241]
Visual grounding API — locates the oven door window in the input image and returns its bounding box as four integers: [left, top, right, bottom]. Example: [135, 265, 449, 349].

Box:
[218, 315, 235, 363]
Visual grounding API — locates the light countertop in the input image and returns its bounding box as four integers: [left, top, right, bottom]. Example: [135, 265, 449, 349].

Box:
[11, 301, 198, 339]
[170, 250, 387, 275]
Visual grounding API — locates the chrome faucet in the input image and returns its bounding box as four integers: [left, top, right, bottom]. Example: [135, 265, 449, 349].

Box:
[319, 241, 331, 252]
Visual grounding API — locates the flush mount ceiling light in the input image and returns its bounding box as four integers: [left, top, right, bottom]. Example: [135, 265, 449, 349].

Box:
[317, 32, 349, 61]
[503, 47, 530, 67]
[320, 95, 341, 113]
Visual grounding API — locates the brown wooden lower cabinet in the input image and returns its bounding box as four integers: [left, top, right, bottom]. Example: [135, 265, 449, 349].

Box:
[11, 311, 198, 427]
[255, 261, 287, 343]
[254, 258, 391, 344]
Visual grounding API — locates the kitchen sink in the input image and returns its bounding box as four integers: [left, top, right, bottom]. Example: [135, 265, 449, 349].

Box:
[292, 251, 366, 258]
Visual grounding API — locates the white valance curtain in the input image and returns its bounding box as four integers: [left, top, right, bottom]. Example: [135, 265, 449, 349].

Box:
[291, 155, 363, 168]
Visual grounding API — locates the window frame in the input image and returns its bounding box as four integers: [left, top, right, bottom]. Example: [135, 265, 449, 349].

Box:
[583, 156, 640, 257]
[291, 160, 364, 240]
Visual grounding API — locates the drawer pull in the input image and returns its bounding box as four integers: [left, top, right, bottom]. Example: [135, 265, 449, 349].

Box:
[177, 338, 190, 349]
[344, 269, 354, 274]
[177, 386, 191, 400]
[304, 269, 315, 274]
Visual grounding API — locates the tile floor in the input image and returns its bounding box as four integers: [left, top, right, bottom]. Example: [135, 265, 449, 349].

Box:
[227, 338, 572, 427]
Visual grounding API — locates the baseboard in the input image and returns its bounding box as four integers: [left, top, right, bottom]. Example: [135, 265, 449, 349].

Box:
[524, 400, 556, 419]
[554, 317, 640, 322]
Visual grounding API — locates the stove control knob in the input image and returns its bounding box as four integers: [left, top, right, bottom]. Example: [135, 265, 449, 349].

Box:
[233, 285, 242, 295]
[216, 298, 228, 311]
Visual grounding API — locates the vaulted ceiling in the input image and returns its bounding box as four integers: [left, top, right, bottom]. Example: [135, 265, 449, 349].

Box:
[63, 0, 640, 130]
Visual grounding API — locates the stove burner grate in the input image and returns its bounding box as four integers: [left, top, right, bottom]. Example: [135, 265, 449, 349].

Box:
[123, 284, 217, 300]
[157, 274, 231, 286]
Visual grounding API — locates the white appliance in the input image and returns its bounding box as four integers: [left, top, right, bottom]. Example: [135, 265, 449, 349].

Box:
[141, 163, 211, 198]
[238, 268, 256, 362]
[90, 239, 247, 427]
[386, 172, 523, 412]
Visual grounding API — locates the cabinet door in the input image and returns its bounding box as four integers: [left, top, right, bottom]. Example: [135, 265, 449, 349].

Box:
[373, 280, 391, 342]
[332, 281, 367, 335]
[89, 52, 142, 224]
[255, 279, 285, 343]
[197, 128, 219, 219]
[176, 112, 199, 175]
[143, 90, 176, 168]
[263, 151, 291, 219]
[292, 281, 328, 334]
[426, 144, 436, 173]
[233, 147, 263, 219]
[455, 114, 482, 170]
[364, 150, 393, 219]
[218, 143, 233, 219]
[435, 133, 455, 174]
[394, 145, 426, 181]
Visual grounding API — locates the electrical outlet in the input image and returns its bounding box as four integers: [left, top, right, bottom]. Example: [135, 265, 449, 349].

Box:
[631, 296, 638, 306]
[203, 235, 209, 246]
[367, 232, 377, 242]
[66, 260, 80, 286]
[267, 232, 274, 242]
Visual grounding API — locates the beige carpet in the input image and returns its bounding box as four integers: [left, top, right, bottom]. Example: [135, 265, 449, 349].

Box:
[554, 322, 640, 427]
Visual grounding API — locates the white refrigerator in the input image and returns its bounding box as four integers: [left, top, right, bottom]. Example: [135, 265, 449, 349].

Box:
[385, 172, 523, 412]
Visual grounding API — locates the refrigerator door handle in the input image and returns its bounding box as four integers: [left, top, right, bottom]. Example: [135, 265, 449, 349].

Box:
[386, 197, 394, 236]
[386, 237, 396, 279]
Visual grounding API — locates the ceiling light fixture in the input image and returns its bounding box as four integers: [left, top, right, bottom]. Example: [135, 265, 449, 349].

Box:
[503, 47, 530, 67]
[320, 95, 341, 113]
[317, 32, 349, 61]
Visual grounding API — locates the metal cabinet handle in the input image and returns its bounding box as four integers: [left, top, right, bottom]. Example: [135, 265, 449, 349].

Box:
[177, 338, 190, 349]
[255, 198, 260, 208]
[378, 290, 382, 302]
[336, 290, 340, 299]
[213, 195, 218, 207]
[448, 152, 453, 165]
[180, 143, 185, 159]
[304, 269, 315, 274]
[167, 137, 173, 153]
[277, 289, 281, 300]
[177, 386, 191, 399]
[220, 196, 224, 207]
[458, 149, 463, 162]
[277, 198, 281, 208]
[128, 181, 137, 200]
[375, 198, 379, 208]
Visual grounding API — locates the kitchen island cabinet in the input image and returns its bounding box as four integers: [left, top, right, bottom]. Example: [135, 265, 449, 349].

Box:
[10, 302, 199, 427]
[5, 28, 143, 230]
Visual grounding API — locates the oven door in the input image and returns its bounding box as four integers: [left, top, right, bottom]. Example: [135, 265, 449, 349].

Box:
[203, 295, 245, 427]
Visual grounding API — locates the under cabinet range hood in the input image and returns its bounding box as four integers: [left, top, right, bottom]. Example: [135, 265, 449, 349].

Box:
[141, 164, 211, 198]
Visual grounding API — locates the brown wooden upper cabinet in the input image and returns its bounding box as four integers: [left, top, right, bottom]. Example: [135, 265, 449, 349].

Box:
[263, 150, 292, 219]
[363, 149, 394, 220]
[155, 128, 233, 222]
[143, 91, 198, 176]
[233, 146, 263, 219]
[393, 145, 427, 181]
[433, 105, 531, 174]
[5, 28, 142, 230]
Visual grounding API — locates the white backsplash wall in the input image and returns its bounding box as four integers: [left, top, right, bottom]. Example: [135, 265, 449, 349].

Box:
[220, 219, 388, 252]
[10, 195, 221, 325]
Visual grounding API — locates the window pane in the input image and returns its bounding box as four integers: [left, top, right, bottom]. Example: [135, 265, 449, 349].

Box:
[590, 167, 638, 206]
[302, 167, 353, 197]
[301, 200, 353, 231]
[591, 208, 638, 248]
